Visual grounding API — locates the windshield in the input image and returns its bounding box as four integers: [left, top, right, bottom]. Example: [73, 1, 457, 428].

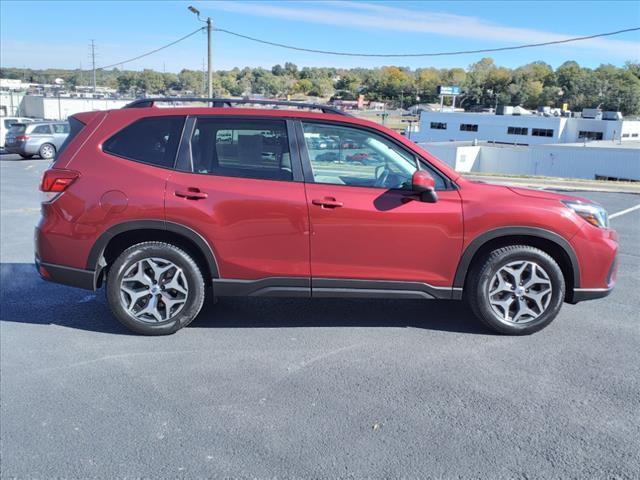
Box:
[8, 124, 27, 135]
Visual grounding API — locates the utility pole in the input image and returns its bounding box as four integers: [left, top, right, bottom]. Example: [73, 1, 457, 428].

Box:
[202, 58, 206, 95]
[90, 40, 97, 93]
[188, 6, 213, 98]
[207, 16, 212, 98]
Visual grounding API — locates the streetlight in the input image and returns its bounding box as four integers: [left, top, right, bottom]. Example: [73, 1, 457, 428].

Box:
[188, 5, 213, 99]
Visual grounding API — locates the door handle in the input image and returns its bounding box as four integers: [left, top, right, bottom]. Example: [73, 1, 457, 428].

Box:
[175, 188, 208, 200]
[312, 197, 343, 208]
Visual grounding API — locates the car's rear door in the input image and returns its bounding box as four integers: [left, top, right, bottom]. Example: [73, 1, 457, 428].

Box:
[164, 116, 311, 291]
[29, 124, 53, 150]
[297, 120, 464, 296]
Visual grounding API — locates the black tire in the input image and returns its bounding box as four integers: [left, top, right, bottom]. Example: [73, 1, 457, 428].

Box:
[38, 143, 56, 160]
[466, 245, 565, 335]
[19, 154, 34, 159]
[106, 242, 205, 335]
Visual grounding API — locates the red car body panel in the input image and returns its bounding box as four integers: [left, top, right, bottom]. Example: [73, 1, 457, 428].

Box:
[35, 105, 617, 303]
[165, 171, 311, 279]
[37, 154, 169, 270]
[305, 183, 463, 285]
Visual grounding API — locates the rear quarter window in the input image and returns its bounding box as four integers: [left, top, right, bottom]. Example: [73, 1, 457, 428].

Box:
[103, 116, 185, 168]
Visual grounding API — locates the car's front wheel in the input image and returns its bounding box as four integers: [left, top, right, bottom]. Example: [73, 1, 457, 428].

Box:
[466, 245, 565, 335]
[106, 242, 205, 335]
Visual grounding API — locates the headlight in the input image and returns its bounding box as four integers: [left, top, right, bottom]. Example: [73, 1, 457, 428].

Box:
[562, 200, 609, 228]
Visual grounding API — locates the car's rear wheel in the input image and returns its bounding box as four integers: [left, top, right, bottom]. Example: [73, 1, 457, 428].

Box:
[106, 242, 205, 335]
[39, 143, 56, 159]
[466, 245, 565, 335]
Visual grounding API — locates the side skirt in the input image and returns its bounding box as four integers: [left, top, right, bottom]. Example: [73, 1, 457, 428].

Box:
[211, 277, 458, 300]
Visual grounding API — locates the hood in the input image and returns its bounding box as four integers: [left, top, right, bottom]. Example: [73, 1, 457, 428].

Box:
[506, 186, 593, 204]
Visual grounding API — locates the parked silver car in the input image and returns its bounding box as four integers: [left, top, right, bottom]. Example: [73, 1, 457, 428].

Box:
[4, 121, 69, 159]
[0, 117, 33, 151]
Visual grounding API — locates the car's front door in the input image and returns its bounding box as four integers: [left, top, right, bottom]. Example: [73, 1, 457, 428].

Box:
[298, 121, 464, 295]
[164, 116, 311, 290]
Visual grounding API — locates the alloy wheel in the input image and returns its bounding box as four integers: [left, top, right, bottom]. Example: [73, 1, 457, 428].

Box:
[119, 257, 189, 323]
[488, 260, 553, 324]
[40, 144, 55, 159]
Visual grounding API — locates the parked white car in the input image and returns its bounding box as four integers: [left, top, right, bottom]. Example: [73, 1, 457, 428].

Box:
[1, 117, 33, 150]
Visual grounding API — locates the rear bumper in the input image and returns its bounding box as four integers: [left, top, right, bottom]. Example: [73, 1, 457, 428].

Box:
[35, 257, 96, 291]
[6, 142, 39, 155]
[5, 144, 27, 155]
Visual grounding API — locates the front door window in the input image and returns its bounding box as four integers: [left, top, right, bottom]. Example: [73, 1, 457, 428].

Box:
[301, 122, 445, 190]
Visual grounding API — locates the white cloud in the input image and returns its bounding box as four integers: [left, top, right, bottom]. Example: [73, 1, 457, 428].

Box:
[208, 0, 640, 56]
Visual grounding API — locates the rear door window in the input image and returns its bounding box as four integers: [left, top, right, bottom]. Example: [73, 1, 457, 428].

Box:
[189, 118, 292, 181]
[32, 125, 52, 135]
[103, 116, 185, 168]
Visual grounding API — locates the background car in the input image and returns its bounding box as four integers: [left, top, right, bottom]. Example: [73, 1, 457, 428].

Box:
[4, 121, 69, 159]
[0, 117, 33, 151]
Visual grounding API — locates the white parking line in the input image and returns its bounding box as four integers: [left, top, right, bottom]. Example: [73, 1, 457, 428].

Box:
[609, 204, 640, 219]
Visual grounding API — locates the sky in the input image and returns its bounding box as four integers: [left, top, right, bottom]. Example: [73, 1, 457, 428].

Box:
[1, 0, 639, 73]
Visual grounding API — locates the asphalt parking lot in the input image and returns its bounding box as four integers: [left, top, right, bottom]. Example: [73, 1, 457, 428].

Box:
[1, 153, 639, 479]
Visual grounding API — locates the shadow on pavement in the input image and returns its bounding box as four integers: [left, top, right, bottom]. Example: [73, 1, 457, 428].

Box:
[0, 263, 490, 335]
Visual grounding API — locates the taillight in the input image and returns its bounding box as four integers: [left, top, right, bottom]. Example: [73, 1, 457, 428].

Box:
[40, 169, 79, 203]
[16, 135, 29, 142]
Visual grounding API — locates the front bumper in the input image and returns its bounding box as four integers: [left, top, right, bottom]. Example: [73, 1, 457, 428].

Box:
[570, 287, 614, 303]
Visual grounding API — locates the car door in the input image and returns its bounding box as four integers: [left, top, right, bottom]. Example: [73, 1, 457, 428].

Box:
[297, 121, 464, 294]
[30, 123, 53, 148]
[164, 116, 311, 289]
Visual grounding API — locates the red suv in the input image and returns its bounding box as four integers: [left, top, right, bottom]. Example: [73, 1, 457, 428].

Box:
[35, 99, 617, 335]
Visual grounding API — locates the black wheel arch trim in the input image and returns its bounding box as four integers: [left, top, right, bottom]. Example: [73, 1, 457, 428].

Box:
[453, 226, 581, 290]
[87, 220, 220, 278]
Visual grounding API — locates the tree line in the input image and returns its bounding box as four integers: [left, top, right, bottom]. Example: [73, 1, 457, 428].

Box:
[2, 58, 639, 114]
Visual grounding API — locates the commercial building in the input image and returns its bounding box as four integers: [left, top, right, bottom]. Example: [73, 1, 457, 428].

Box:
[422, 140, 640, 182]
[17, 95, 129, 120]
[411, 110, 640, 145]
[1, 78, 127, 119]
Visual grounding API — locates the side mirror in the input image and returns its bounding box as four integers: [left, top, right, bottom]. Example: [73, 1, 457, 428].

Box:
[411, 170, 438, 203]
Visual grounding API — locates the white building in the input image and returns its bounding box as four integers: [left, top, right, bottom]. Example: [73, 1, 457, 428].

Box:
[16, 96, 130, 120]
[412, 111, 640, 145]
[421, 140, 640, 182]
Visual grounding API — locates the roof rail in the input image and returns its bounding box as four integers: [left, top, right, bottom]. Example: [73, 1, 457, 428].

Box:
[123, 97, 349, 116]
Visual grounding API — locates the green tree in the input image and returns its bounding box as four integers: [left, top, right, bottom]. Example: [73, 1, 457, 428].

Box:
[136, 69, 166, 94]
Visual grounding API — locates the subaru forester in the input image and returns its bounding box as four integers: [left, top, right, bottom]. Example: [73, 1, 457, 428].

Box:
[35, 99, 617, 335]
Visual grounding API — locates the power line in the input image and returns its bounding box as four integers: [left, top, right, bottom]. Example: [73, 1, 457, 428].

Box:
[213, 26, 640, 57]
[97, 27, 204, 70]
[93, 25, 639, 71]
